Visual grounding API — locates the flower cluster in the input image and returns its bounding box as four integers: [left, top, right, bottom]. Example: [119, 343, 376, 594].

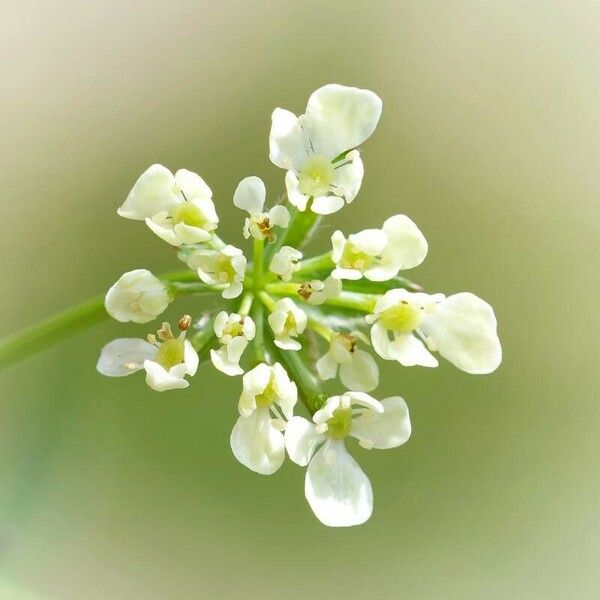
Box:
[97, 84, 502, 527]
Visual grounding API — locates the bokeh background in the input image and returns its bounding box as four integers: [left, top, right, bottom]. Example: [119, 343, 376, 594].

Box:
[1, 1, 598, 598]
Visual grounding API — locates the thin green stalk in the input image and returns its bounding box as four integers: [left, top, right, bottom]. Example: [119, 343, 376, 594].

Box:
[0, 268, 220, 371]
[251, 301, 267, 364]
[321, 291, 379, 313]
[168, 281, 226, 296]
[0, 296, 107, 371]
[237, 292, 254, 317]
[253, 237, 264, 289]
[293, 252, 334, 277]
[307, 318, 333, 342]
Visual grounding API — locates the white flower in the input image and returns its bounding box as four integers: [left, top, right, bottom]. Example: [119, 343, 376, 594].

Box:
[230, 362, 297, 475]
[270, 246, 302, 281]
[233, 176, 291, 240]
[267, 297, 307, 350]
[316, 332, 379, 392]
[210, 312, 256, 376]
[285, 392, 411, 527]
[104, 269, 170, 324]
[117, 164, 218, 246]
[366, 289, 502, 374]
[298, 276, 342, 305]
[269, 84, 382, 215]
[97, 326, 198, 392]
[331, 215, 427, 281]
[186, 245, 246, 299]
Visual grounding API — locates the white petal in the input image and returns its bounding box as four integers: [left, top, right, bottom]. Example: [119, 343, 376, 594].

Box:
[271, 362, 298, 419]
[226, 336, 248, 364]
[117, 164, 180, 220]
[183, 339, 199, 376]
[331, 150, 364, 203]
[316, 350, 338, 381]
[274, 337, 302, 351]
[210, 348, 243, 376]
[419, 292, 502, 374]
[285, 170, 310, 211]
[213, 311, 229, 337]
[233, 176, 266, 215]
[339, 350, 379, 392]
[269, 108, 310, 170]
[222, 280, 243, 299]
[388, 333, 438, 368]
[242, 363, 271, 396]
[370, 321, 393, 359]
[349, 229, 388, 256]
[97, 338, 156, 377]
[172, 222, 212, 244]
[284, 416, 324, 466]
[145, 216, 181, 246]
[351, 396, 411, 450]
[268, 204, 291, 228]
[230, 408, 285, 475]
[331, 267, 362, 281]
[303, 84, 383, 159]
[174, 169, 212, 201]
[310, 195, 345, 215]
[305, 439, 373, 527]
[381, 214, 428, 270]
[144, 360, 189, 392]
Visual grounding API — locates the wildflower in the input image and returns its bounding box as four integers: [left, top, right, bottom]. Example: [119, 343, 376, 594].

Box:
[97, 321, 198, 391]
[231, 363, 297, 475]
[366, 289, 502, 373]
[210, 312, 256, 376]
[298, 276, 342, 305]
[270, 246, 302, 281]
[118, 164, 218, 246]
[316, 332, 379, 392]
[233, 176, 291, 240]
[285, 392, 411, 526]
[104, 269, 170, 324]
[267, 297, 307, 350]
[331, 215, 427, 281]
[269, 84, 382, 215]
[186, 245, 246, 299]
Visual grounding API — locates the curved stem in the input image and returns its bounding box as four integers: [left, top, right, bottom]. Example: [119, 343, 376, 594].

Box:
[0, 267, 218, 371]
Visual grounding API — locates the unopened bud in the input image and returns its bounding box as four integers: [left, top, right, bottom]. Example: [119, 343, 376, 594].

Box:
[178, 314, 192, 331]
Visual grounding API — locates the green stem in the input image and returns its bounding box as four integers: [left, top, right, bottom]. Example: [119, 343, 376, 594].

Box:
[251, 301, 266, 364]
[321, 291, 379, 313]
[168, 281, 226, 296]
[0, 296, 107, 371]
[307, 318, 333, 342]
[0, 268, 218, 371]
[237, 292, 254, 317]
[253, 237, 264, 289]
[293, 252, 334, 278]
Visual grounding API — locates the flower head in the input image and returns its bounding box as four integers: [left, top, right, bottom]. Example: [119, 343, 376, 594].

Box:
[267, 297, 307, 350]
[285, 392, 411, 526]
[97, 321, 198, 391]
[230, 362, 297, 475]
[366, 289, 502, 374]
[233, 176, 291, 240]
[270, 246, 302, 281]
[332, 215, 427, 281]
[269, 84, 382, 215]
[316, 331, 379, 392]
[298, 276, 342, 305]
[118, 164, 218, 246]
[210, 311, 255, 376]
[186, 245, 246, 299]
[105, 269, 170, 324]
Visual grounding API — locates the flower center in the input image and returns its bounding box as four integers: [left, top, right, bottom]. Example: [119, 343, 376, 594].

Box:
[326, 407, 353, 439]
[298, 155, 335, 197]
[171, 202, 207, 228]
[284, 312, 298, 333]
[255, 378, 278, 408]
[340, 243, 375, 271]
[216, 256, 236, 283]
[380, 302, 423, 333]
[155, 338, 185, 370]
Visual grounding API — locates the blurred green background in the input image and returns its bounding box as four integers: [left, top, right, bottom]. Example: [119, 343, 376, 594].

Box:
[1, 1, 598, 598]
